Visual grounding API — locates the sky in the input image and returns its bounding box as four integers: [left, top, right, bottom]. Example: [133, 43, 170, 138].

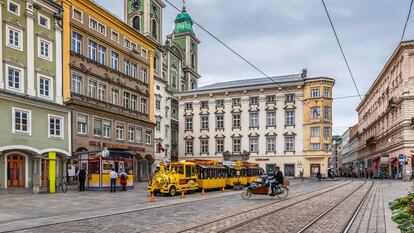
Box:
[96, 0, 414, 136]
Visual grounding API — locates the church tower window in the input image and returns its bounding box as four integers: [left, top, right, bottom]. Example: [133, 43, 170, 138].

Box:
[133, 16, 140, 31]
[191, 54, 195, 69]
[151, 18, 158, 39]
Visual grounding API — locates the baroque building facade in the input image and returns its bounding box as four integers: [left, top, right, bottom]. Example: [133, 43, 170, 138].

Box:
[0, 0, 70, 191]
[356, 40, 414, 180]
[124, 0, 201, 164]
[177, 71, 334, 177]
[60, 0, 157, 182]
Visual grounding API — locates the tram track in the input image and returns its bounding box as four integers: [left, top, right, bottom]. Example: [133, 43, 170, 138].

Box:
[171, 180, 353, 233]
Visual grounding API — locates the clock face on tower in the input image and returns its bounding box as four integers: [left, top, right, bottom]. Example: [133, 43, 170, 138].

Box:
[131, 0, 141, 11]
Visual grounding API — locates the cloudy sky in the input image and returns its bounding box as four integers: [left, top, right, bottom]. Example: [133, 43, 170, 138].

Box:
[96, 0, 413, 135]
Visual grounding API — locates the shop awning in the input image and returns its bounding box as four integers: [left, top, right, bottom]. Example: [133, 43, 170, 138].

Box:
[387, 157, 397, 165]
[108, 150, 134, 158]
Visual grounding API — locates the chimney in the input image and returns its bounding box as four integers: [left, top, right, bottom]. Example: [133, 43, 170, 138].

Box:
[301, 69, 308, 79]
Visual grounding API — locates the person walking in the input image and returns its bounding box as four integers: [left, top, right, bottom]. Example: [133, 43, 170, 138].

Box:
[119, 169, 128, 191]
[316, 171, 321, 181]
[76, 167, 87, 192]
[110, 168, 118, 193]
[299, 170, 304, 182]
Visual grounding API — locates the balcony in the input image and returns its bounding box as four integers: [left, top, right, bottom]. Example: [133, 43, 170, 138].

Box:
[366, 136, 376, 146]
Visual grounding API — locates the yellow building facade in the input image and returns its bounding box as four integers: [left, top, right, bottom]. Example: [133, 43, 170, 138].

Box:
[302, 78, 335, 177]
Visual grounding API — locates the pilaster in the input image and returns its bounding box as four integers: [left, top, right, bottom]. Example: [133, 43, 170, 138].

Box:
[0, 0, 4, 89]
[55, 22, 63, 104]
[26, 2, 35, 96]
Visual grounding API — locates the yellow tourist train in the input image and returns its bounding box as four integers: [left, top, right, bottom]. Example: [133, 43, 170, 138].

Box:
[148, 160, 263, 195]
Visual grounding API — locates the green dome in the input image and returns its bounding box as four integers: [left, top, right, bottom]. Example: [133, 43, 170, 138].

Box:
[173, 9, 194, 34]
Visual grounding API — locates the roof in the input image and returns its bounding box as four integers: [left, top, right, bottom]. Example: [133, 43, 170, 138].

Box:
[174, 9, 194, 34]
[183, 73, 304, 93]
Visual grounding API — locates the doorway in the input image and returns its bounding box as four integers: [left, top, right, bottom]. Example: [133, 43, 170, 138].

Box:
[266, 164, 276, 174]
[284, 164, 295, 177]
[7, 154, 26, 188]
[310, 164, 321, 177]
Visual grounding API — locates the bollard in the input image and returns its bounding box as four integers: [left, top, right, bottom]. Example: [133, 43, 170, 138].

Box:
[201, 188, 205, 195]
[181, 190, 185, 199]
[221, 186, 225, 192]
[151, 191, 155, 203]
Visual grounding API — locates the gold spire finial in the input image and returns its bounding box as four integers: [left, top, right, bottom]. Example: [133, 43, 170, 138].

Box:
[183, 0, 186, 10]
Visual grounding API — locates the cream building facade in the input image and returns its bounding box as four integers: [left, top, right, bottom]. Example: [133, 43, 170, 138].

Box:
[177, 71, 334, 177]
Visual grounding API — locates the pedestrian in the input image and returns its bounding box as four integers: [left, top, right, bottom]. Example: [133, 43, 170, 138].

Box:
[110, 168, 118, 192]
[299, 170, 304, 182]
[316, 171, 321, 181]
[76, 167, 87, 192]
[119, 169, 128, 191]
[378, 170, 383, 180]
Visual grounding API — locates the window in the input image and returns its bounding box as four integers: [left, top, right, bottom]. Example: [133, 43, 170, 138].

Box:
[13, 108, 30, 134]
[285, 94, 295, 102]
[111, 51, 119, 70]
[324, 106, 332, 119]
[77, 115, 88, 134]
[216, 115, 224, 129]
[71, 31, 82, 54]
[131, 94, 137, 111]
[98, 45, 106, 65]
[185, 117, 193, 130]
[71, 74, 82, 94]
[89, 18, 97, 30]
[267, 111, 275, 126]
[186, 140, 193, 154]
[123, 92, 130, 109]
[111, 31, 119, 42]
[311, 107, 321, 119]
[233, 139, 241, 153]
[49, 115, 63, 138]
[249, 138, 258, 152]
[124, 59, 130, 76]
[131, 63, 137, 78]
[201, 101, 208, 109]
[250, 97, 259, 105]
[155, 100, 161, 110]
[103, 120, 112, 138]
[151, 18, 158, 39]
[146, 131, 152, 144]
[141, 48, 148, 58]
[200, 140, 209, 154]
[216, 139, 224, 153]
[155, 120, 160, 132]
[38, 14, 50, 29]
[232, 98, 241, 106]
[38, 76, 52, 98]
[128, 126, 136, 142]
[140, 98, 147, 114]
[98, 83, 106, 101]
[73, 8, 83, 22]
[311, 143, 320, 150]
[124, 38, 131, 49]
[98, 23, 106, 35]
[324, 143, 330, 151]
[201, 116, 209, 129]
[86, 40, 96, 61]
[323, 88, 331, 98]
[88, 80, 97, 98]
[7, 66, 23, 92]
[323, 127, 331, 137]
[116, 123, 124, 140]
[8, 1, 19, 15]
[250, 112, 259, 127]
[216, 99, 224, 108]
[285, 110, 295, 126]
[233, 114, 241, 128]
[140, 68, 148, 83]
[266, 95, 275, 103]
[311, 88, 320, 98]
[133, 16, 140, 31]
[311, 127, 320, 137]
[285, 136, 295, 152]
[267, 137, 276, 152]
[185, 103, 193, 109]
[7, 25, 22, 50]
[111, 88, 119, 105]
[136, 127, 142, 143]
[38, 38, 52, 61]
[93, 118, 102, 136]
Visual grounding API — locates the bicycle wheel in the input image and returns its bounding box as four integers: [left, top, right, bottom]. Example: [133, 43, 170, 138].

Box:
[61, 182, 67, 193]
[241, 188, 252, 200]
[276, 186, 288, 199]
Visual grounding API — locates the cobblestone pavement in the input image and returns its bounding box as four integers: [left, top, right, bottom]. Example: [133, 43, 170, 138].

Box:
[3, 180, 336, 233]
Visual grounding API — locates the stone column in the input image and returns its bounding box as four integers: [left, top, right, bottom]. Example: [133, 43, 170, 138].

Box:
[55, 21, 63, 104]
[49, 152, 56, 193]
[26, 2, 35, 96]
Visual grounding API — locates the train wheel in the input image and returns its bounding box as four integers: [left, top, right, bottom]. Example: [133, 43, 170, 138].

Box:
[169, 186, 177, 196]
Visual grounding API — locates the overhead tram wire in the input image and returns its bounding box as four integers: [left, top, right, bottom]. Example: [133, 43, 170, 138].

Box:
[321, 0, 362, 101]
[164, 0, 313, 108]
[401, 0, 414, 42]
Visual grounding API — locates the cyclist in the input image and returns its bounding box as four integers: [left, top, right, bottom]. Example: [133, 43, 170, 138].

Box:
[270, 166, 284, 196]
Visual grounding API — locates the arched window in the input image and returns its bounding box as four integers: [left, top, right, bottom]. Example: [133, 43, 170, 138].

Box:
[191, 54, 195, 69]
[191, 81, 196, 89]
[133, 16, 140, 31]
[181, 84, 185, 91]
[154, 56, 158, 71]
[151, 19, 158, 39]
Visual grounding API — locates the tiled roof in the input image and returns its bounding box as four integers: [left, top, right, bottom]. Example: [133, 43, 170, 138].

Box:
[185, 73, 304, 93]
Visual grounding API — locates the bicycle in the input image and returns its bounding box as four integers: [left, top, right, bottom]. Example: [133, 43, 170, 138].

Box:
[56, 176, 68, 193]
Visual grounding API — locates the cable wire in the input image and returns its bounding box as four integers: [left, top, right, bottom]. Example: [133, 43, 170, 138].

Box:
[401, 0, 414, 42]
[321, 0, 362, 100]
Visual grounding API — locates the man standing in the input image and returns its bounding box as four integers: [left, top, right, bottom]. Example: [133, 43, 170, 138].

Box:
[270, 166, 284, 196]
[110, 168, 118, 192]
[76, 167, 87, 192]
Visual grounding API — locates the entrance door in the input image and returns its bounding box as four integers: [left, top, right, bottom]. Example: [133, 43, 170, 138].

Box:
[266, 164, 276, 174]
[310, 164, 320, 177]
[7, 155, 26, 188]
[41, 159, 49, 187]
[284, 164, 295, 177]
